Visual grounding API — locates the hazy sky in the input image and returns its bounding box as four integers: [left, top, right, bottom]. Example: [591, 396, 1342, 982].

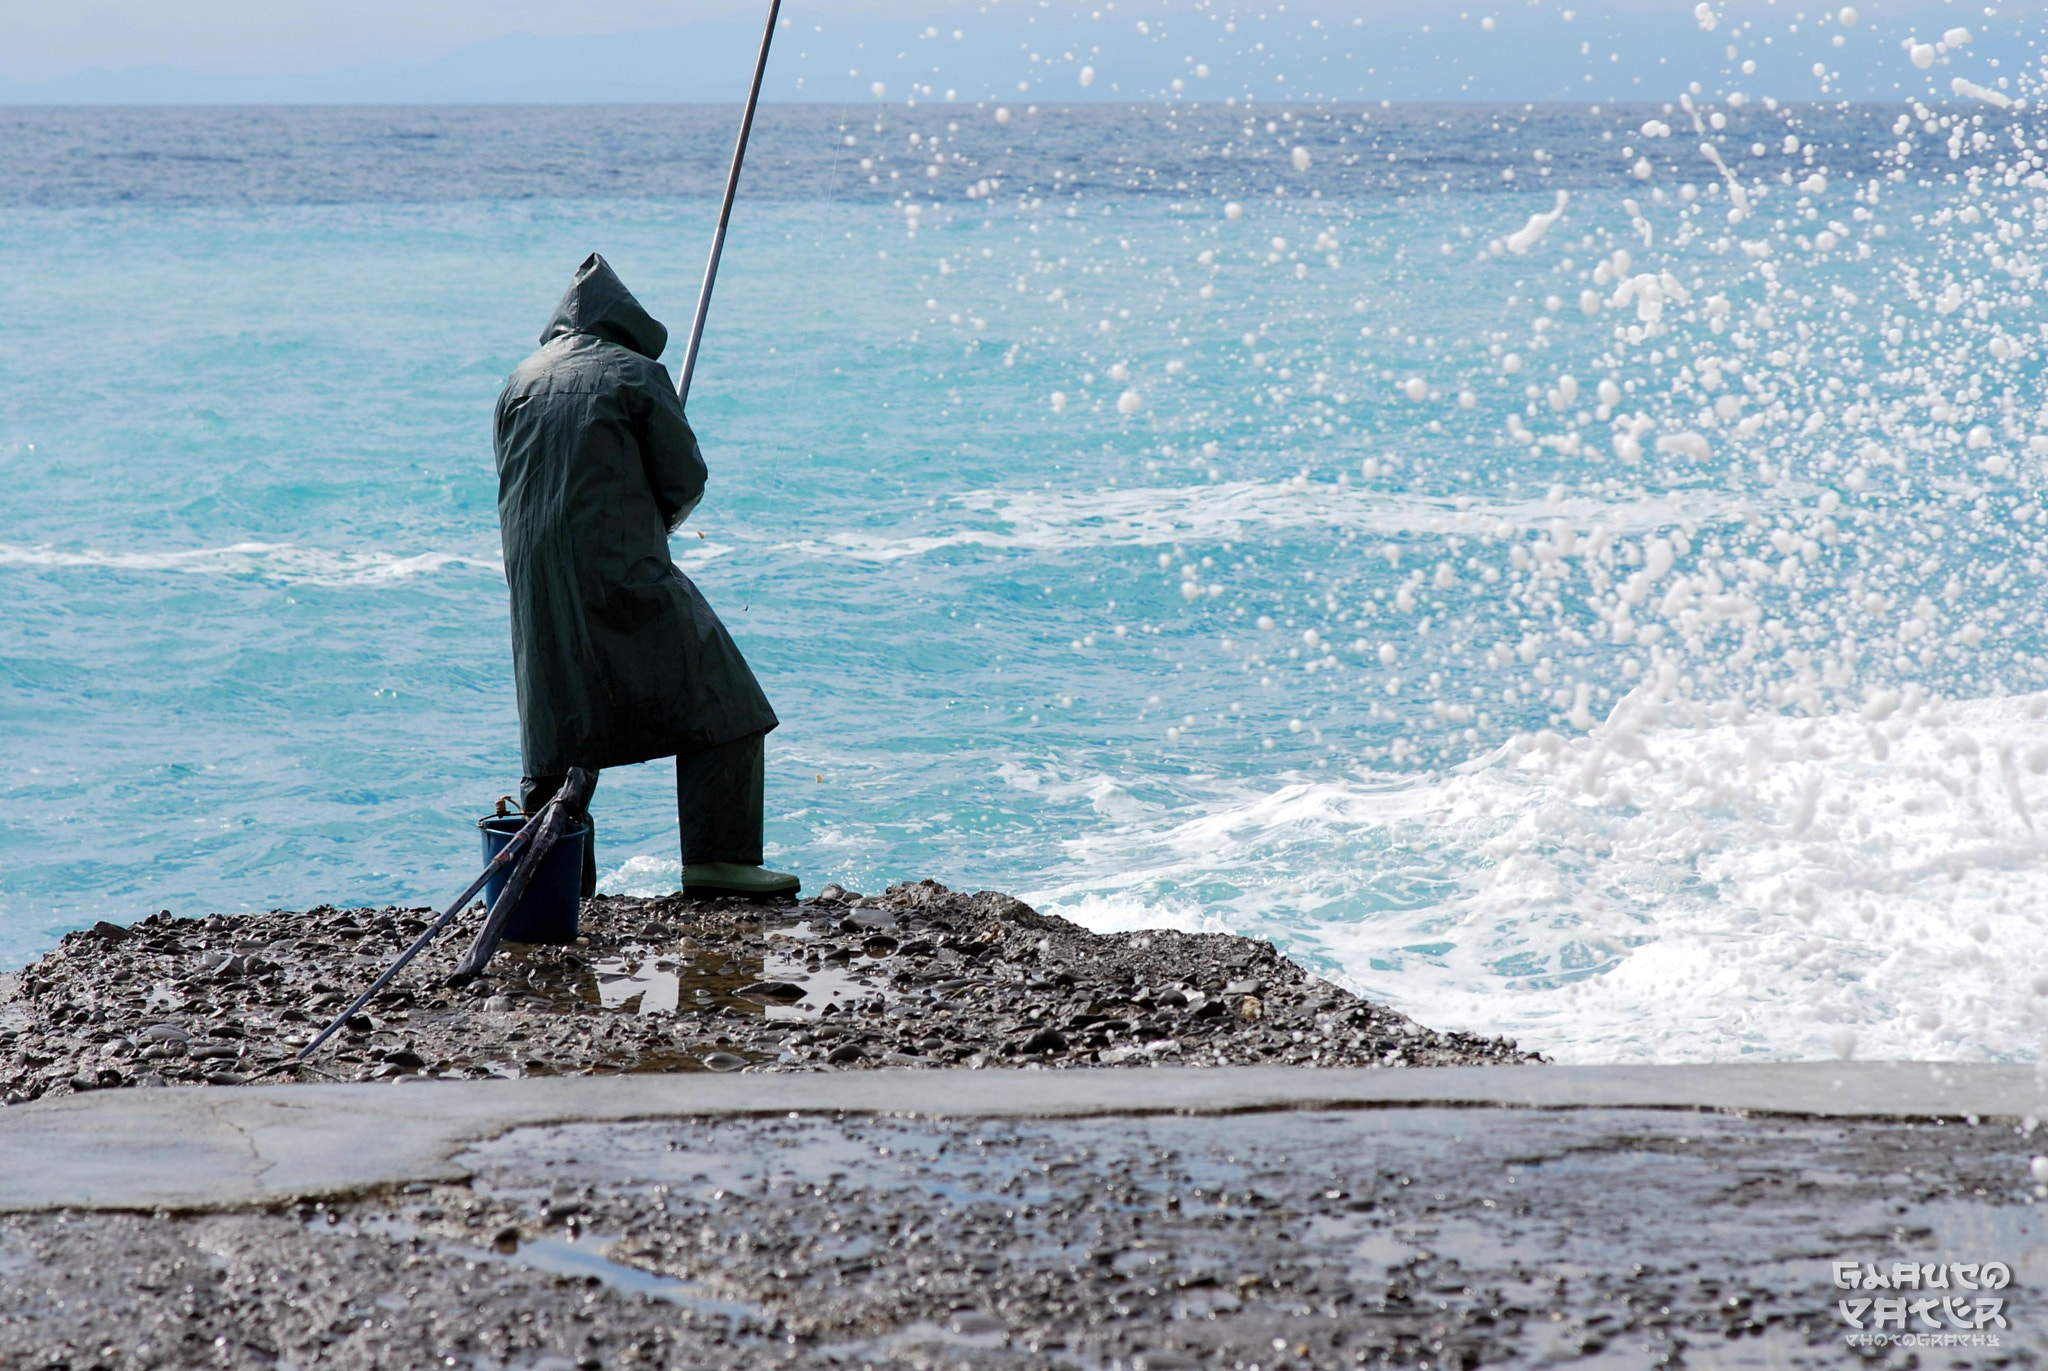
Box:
[0, 0, 2029, 103]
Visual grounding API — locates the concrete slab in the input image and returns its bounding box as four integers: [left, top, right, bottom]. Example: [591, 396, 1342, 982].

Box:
[15, 1101, 2044, 1367]
[3, 1061, 2046, 1213]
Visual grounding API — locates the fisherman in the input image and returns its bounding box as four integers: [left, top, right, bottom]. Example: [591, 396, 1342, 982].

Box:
[494, 252, 798, 900]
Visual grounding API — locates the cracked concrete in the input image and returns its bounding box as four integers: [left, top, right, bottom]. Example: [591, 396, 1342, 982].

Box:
[5, 1062, 2048, 1214]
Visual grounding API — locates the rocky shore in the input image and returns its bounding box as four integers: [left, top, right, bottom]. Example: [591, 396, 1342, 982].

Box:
[0, 880, 1534, 1103]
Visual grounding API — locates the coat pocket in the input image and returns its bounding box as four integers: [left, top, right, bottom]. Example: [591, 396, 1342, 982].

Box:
[592, 556, 678, 631]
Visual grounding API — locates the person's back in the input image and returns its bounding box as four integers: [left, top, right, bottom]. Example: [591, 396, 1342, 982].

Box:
[494, 253, 797, 900]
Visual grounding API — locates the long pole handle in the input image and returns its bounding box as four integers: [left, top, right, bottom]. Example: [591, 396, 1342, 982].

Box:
[289, 816, 540, 1066]
[677, 0, 783, 407]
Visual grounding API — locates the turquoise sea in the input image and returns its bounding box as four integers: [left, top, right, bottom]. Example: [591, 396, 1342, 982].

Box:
[5, 99, 2047, 1062]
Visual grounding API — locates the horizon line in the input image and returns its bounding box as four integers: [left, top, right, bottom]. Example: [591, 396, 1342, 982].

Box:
[0, 96, 1936, 111]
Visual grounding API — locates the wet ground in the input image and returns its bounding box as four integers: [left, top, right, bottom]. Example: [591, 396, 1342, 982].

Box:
[2, 1104, 2042, 1369]
[0, 881, 1533, 1104]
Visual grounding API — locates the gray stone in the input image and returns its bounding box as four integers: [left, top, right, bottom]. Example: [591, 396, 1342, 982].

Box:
[735, 981, 806, 1002]
[1020, 1028, 1067, 1055]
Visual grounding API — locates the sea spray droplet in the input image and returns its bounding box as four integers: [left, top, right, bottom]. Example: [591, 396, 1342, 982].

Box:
[1952, 78, 2014, 109]
[1079, 66, 1096, 88]
[1117, 390, 1143, 415]
[871, 81, 888, 98]
[1290, 146, 1312, 172]
[1504, 190, 1569, 253]
[1654, 432, 1713, 462]
[1223, 202, 1244, 221]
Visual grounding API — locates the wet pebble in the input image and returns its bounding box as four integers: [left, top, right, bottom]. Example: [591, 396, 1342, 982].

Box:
[0, 882, 1537, 1104]
[1020, 1027, 1068, 1055]
[736, 981, 806, 1002]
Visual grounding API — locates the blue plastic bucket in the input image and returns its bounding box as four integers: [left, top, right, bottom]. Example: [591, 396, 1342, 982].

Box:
[477, 814, 589, 944]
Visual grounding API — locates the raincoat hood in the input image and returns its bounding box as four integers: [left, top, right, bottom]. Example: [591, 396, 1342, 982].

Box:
[539, 253, 669, 360]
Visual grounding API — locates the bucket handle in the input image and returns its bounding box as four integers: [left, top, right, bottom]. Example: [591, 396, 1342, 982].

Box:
[492, 795, 526, 819]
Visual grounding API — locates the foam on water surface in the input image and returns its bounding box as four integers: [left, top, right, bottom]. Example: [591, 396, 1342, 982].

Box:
[1035, 684, 2048, 1062]
[0, 541, 500, 586]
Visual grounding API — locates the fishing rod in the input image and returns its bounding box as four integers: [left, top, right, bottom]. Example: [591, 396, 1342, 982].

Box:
[282, 768, 595, 1071]
[288, 3, 784, 1069]
[676, 0, 783, 407]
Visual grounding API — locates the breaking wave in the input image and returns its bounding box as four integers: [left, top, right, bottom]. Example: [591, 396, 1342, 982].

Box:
[1040, 682, 2048, 1064]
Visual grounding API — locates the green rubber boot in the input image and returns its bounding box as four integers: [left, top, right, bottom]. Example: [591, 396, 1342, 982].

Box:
[683, 862, 800, 900]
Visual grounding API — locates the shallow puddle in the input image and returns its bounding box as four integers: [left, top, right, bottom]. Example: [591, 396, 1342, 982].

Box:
[338, 1214, 764, 1324]
[502, 911, 902, 1024]
[483, 1231, 760, 1321]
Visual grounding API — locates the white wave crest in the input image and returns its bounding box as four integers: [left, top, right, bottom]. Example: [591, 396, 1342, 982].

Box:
[773, 479, 1738, 563]
[0, 540, 498, 586]
[1036, 681, 2048, 1065]
[0, 539, 732, 587]
[597, 853, 682, 899]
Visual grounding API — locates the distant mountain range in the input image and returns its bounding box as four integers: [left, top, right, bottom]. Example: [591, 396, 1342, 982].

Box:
[0, 25, 794, 105]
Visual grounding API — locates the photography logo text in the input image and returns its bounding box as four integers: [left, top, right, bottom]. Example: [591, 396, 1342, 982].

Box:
[1834, 1262, 2011, 1349]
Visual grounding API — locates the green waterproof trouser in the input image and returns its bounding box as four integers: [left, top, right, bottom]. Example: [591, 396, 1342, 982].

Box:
[523, 729, 765, 897]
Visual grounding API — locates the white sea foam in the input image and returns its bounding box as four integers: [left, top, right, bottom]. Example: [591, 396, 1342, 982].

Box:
[599, 853, 683, 899]
[0, 540, 500, 586]
[770, 480, 1738, 563]
[1035, 891, 1239, 939]
[1038, 682, 2048, 1064]
[0, 540, 732, 587]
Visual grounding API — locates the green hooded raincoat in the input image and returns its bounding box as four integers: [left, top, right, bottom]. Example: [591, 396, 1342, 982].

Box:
[495, 254, 777, 778]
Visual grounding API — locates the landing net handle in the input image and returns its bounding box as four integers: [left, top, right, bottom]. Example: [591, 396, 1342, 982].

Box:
[677, 0, 783, 408]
